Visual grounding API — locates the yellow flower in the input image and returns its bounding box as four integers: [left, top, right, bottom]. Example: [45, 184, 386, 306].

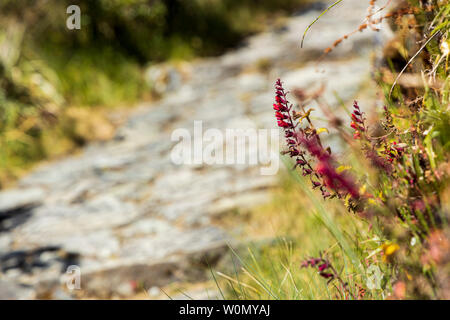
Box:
[381, 242, 400, 262]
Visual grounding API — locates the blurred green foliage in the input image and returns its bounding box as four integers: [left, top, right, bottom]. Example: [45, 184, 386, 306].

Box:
[21, 0, 304, 60]
[2, 0, 307, 106]
[0, 0, 310, 186]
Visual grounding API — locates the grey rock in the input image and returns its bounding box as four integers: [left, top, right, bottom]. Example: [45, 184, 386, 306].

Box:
[0, 188, 44, 213]
[0, 235, 11, 253]
[0, 280, 35, 300]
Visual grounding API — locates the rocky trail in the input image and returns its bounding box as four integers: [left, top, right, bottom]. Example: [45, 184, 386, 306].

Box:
[0, 1, 391, 299]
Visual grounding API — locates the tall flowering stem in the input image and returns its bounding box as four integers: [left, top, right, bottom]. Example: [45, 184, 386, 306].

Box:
[350, 101, 366, 140]
[350, 101, 407, 174]
[274, 79, 330, 198]
[274, 79, 360, 201]
[350, 101, 396, 173]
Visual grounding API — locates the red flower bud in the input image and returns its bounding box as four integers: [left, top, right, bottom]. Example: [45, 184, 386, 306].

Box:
[351, 114, 362, 123]
[287, 139, 296, 145]
[290, 149, 300, 156]
[322, 191, 331, 198]
[277, 120, 290, 128]
[275, 96, 286, 104]
[318, 263, 329, 271]
[319, 272, 334, 279]
[312, 181, 321, 188]
[275, 112, 287, 120]
[285, 131, 294, 137]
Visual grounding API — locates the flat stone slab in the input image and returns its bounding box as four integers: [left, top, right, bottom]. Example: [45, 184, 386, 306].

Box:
[0, 188, 45, 213]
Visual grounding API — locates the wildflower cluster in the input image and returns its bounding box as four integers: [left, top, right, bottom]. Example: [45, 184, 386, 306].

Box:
[269, 0, 450, 300]
[347, 99, 440, 238]
[274, 73, 448, 297]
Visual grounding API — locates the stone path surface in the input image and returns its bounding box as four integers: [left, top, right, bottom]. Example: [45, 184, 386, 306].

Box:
[0, 1, 391, 299]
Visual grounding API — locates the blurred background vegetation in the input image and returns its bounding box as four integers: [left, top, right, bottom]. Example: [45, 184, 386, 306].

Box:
[0, 0, 311, 187]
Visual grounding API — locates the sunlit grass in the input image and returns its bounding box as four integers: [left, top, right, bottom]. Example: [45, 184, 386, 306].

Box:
[216, 161, 386, 300]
